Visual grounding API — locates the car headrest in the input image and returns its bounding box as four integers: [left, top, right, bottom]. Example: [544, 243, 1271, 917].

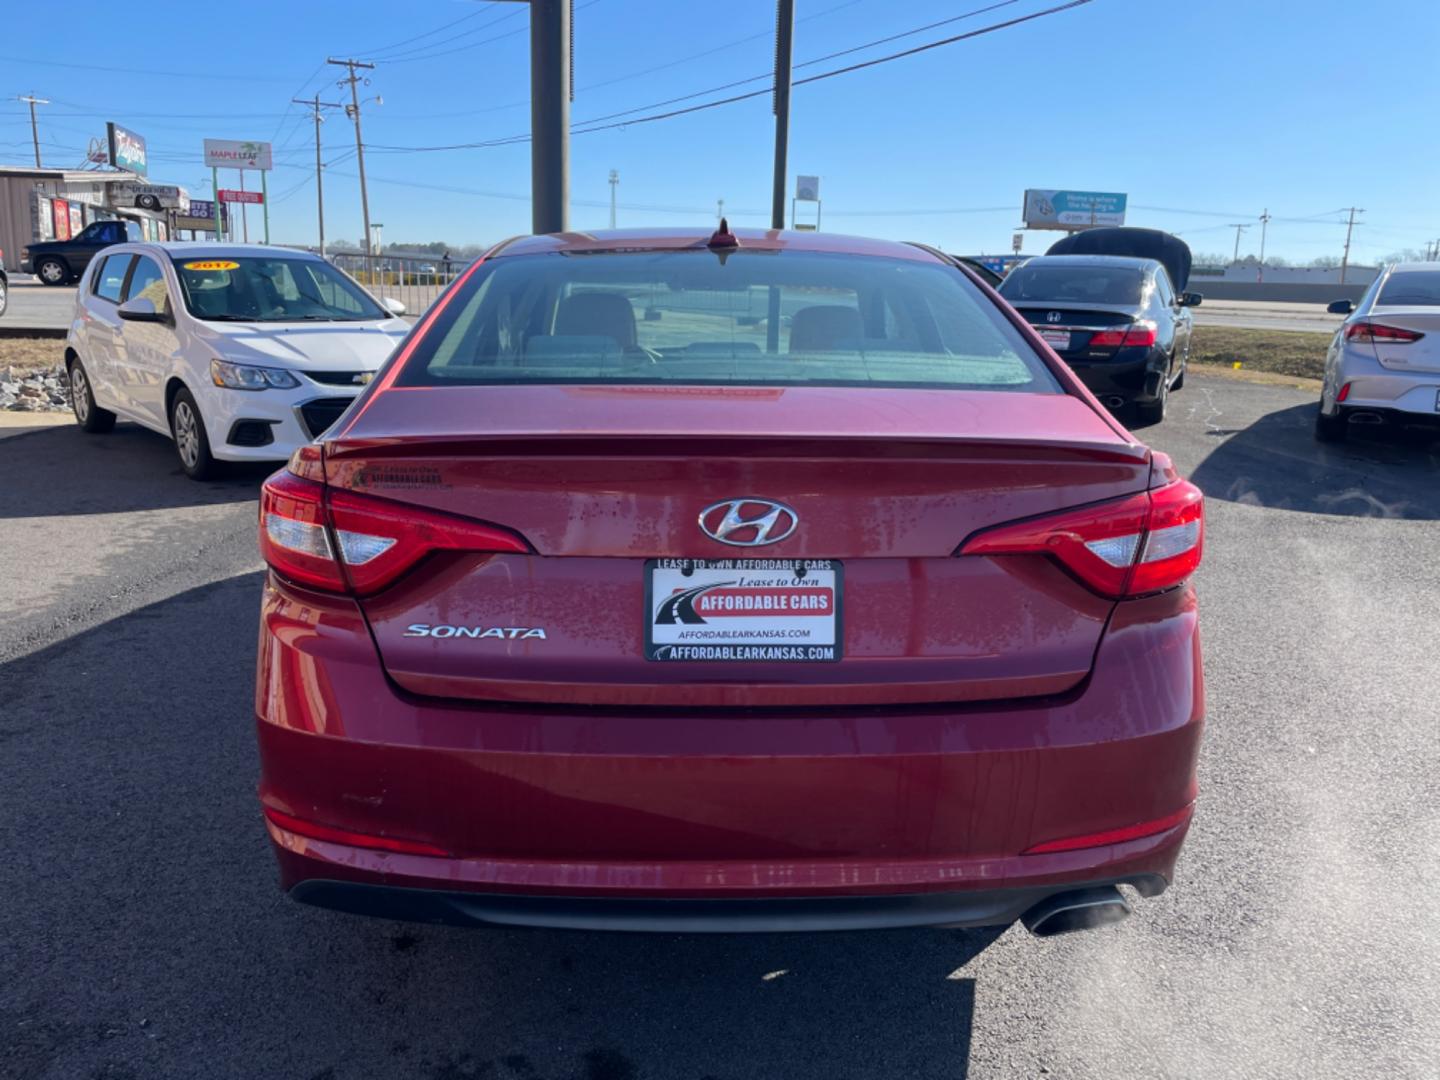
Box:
[555, 292, 637, 349]
[789, 305, 864, 352]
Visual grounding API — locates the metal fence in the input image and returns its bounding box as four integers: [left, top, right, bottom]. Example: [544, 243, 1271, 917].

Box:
[321, 251, 469, 319]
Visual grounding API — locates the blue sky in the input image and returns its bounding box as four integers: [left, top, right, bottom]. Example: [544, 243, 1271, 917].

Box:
[3, 0, 1437, 262]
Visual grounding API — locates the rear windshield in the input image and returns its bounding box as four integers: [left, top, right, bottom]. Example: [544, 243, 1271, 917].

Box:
[395, 249, 1060, 392]
[169, 255, 387, 322]
[999, 262, 1145, 306]
[1376, 271, 1440, 307]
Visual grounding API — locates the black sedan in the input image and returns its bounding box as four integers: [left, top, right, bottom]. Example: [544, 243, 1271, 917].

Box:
[998, 230, 1201, 424]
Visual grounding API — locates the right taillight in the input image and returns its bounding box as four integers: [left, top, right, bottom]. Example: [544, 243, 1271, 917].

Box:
[959, 479, 1204, 599]
[258, 463, 529, 596]
[1087, 320, 1157, 349]
[1345, 321, 1423, 345]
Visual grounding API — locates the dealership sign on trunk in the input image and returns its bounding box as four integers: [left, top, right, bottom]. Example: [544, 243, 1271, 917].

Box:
[1022, 190, 1128, 230]
[107, 122, 147, 176]
[203, 139, 273, 171]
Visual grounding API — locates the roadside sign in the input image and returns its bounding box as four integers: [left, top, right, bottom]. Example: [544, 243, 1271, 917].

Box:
[795, 175, 820, 202]
[1012, 232, 1024, 254]
[204, 139, 273, 170]
[106, 122, 148, 176]
[1022, 189, 1127, 230]
[217, 189, 264, 205]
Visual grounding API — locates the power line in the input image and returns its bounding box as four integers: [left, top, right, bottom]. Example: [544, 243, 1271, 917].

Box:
[368, 0, 1094, 153]
[350, 1, 501, 59]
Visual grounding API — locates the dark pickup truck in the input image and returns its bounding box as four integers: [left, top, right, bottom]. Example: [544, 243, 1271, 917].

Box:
[21, 219, 142, 286]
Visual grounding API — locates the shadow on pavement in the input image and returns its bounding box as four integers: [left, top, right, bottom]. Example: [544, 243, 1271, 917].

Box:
[1190, 402, 1440, 519]
[4, 574, 998, 1080]
[0, 420, 273, 518]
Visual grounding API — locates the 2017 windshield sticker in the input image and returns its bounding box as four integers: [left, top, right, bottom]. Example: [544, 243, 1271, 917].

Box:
[182, 260, 239, 271]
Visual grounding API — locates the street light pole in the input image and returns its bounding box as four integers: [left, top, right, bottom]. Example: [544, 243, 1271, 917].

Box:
[771, 0, 796, 231]
[608, 169, 618, 229]
[328, 57, 377, 256]
[529, 0, 571, 234]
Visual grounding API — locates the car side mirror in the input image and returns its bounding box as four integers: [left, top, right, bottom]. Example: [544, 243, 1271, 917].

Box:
[1327, 299, 1355, 315]
[381, 297, 407, 317]
[117, 296, 166, 323]
[1178, 292, 1203, 307]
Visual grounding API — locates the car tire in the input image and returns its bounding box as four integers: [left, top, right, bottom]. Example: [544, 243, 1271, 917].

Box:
[36, 257, 69, 286]
[68, 357, 116, 433]
[1134, 376, 1169, 426]
[1315, 404, 1347, 443]
[1171, 358, 1185, 391]
[0, 274, 8, 317]
[170, 387, 220, 480]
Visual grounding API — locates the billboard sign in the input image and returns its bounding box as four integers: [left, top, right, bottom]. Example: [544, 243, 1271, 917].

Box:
[217, 189, 264, 205]
[1022, 189, 1127, 230]
[204, 139, 273, 170]
[107, 122, 148, 176]
[176, 201, 228, 232]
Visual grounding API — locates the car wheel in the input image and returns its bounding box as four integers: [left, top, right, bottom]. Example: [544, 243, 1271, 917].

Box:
[36, 257, 69, 286]
[68, 357, 116, 433]
[170, 388, 220, 480]
[1315, 403, 1347, 443]
[1134, 376, 1169, 426]
[0, 275, 7, 317]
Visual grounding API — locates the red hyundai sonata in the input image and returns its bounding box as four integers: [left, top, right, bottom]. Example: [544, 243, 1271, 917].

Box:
[254, 226, 1204, 937]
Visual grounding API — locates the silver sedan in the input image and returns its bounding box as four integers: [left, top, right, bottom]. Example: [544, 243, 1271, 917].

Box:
[1317, 263, 1440, 441]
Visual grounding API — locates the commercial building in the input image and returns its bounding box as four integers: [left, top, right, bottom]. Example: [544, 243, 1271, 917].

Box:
[0, 165, 200, 273]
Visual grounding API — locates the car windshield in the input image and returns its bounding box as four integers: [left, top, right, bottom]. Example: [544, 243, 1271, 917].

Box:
[1376, 271, 1440, 307]
[397, 249, 1060, 392]
[999, 263, 1146, 306]
[169, 255, 387, 322]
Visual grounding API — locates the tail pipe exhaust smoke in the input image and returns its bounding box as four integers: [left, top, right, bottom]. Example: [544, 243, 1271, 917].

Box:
[1022, 886, 1132, 937]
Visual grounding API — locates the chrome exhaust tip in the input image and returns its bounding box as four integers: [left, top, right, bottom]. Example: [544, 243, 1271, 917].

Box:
[1022, 886, 1132, 937]
[1348, 410, 1384, 425]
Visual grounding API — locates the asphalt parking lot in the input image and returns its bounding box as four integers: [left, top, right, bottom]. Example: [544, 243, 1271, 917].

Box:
[4, 372, 1439, 1080]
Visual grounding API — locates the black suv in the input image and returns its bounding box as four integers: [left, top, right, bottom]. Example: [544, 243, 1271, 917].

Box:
[21, 220, 141, 286]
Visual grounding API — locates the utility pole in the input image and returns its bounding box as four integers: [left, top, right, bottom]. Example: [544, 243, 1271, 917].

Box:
[1228, 223, 1250, 265]
[608, 169, 618, 229]
[1257, 209, 1271, 283]
[328, 57, 377, 256]
[717, 198, 724, 224]
[771, 0, 796, 231]
[18, 94, 48, 168]
[1339, 207, 1364, 285]
[294, 95, 344, 256]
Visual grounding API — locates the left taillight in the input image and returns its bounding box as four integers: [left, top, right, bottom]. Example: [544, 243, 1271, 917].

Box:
[258, 459, 528, 596]
[959, 479, 1204, 599]
[1345, 321, 1423, 345]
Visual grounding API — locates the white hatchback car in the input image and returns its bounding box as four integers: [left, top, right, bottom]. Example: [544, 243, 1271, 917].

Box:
[64, 242, 411, 478]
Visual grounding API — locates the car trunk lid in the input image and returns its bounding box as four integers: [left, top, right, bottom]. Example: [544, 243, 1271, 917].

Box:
[324, 384, 1149, 707]
[1008, 304, 1136, 359]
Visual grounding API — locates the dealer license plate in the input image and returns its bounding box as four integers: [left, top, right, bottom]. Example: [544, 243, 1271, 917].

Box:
[645, 558, 842, 662]
[1039, 329, 1071, 351]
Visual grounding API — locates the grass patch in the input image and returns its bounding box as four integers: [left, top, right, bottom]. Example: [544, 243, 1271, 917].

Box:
[0, 337, 66, 375]
[1189, 325, 1330, 381]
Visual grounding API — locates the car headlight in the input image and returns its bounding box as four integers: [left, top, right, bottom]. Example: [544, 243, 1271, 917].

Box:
[210, 359, 301, 391]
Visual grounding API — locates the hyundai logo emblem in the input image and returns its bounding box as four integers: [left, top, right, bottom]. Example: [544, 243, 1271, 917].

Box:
[698, 499, 798, 547]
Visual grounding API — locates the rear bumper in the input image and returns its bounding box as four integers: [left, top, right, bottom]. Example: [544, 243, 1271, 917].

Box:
[287, 873, 1170, 932]
[255, 575, 1204, 919]
[1064, 347, 1169, 403]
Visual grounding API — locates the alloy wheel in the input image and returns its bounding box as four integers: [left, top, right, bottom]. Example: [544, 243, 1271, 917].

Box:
[174, 401, 200, 468]
[71, 366, 89, 422]
[40, 261, 64, 284]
